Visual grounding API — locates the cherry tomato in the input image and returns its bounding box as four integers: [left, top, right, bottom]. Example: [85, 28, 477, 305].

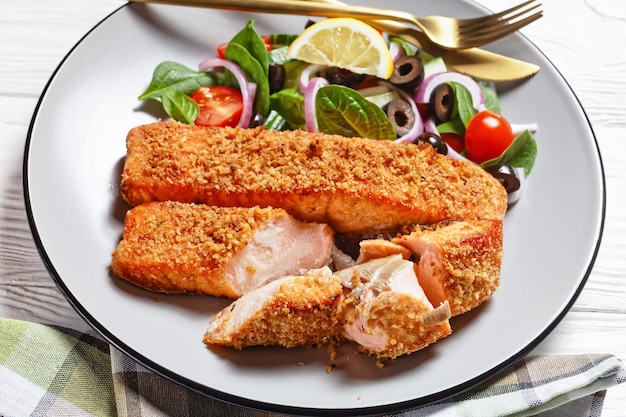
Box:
[190, 86, 244, 127]
[441, 132, 465, 154]
[216, 35, 272, 59]
[464, 110, 515, 164]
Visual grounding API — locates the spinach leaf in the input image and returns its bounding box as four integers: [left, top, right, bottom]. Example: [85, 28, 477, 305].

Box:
[481, 130, 537, 177]
[138, 61, 215, 101]
[161, 90, 199, 124]
[479, 81, 501, 114]
[225, 43, 270, 116]
[443, 81, 502, 132]
[229, 19, 270, 77]
[225, 19, 271, 116]
[315, 85, 396, 141]
[453, 84, 475, 127]
[436, 118, 466, 136]
[269, 87, 305, 129]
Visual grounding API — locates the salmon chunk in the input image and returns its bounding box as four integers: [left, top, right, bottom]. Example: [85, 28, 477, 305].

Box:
[356, 239, 412, 264]
[335, 255, 452, 359]
[111, 202, 334, 298]
[393, 220, 503, 316]
[120, 121, 508, 233]
[204, 267, 344, 349]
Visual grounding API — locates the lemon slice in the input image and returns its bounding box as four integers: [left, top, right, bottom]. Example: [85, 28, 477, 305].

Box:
[286, 18, 394, 79]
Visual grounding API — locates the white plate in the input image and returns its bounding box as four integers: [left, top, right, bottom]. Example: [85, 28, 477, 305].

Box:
[24, 1, 605, 414]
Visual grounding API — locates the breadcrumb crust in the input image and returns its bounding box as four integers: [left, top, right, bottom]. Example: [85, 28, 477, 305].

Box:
[120, 121, 508, 233]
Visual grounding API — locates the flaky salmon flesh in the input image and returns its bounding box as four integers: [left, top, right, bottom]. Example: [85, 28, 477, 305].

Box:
[335, 254, 452, 359]
[120, 121, 508, 234]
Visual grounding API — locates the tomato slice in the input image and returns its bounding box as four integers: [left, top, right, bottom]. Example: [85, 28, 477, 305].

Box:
[441, 132, 465, 154]
[190, 86, 244, 127]
[464, 110, 515, 164]
[217, 35, 272, 59]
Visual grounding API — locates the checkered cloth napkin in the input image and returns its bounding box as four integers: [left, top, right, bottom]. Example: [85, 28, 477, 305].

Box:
[1, 318, 624, 417]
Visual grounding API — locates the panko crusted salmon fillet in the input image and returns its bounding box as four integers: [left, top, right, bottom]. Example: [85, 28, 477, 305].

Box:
[111, 201, 334, 298]
[120, 121, 508, 234]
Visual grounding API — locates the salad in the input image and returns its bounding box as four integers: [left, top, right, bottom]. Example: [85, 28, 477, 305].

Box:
[138, 18, 537, 204]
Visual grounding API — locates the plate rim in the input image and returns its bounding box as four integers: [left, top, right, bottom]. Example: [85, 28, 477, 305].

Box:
[22, 2, 607, 415]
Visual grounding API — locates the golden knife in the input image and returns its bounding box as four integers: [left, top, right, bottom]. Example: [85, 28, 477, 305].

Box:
[129, 0, 540, 82]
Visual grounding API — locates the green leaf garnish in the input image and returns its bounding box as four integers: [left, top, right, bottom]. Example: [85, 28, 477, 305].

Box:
[161, 90, 199, 124]
[269, 87, 305, 129]
[138, 61, 215, 101]
[481, 130, 538, 177]
[315, 85, 396, 141]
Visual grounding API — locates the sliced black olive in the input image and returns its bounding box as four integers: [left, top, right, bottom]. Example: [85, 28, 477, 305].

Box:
[431, 83, 454, 122]
[249, 112, 266, 128]
[385, 99, 415, 137]
[268, 63, 286, 94]
[389, 55, 424, 90]
[415, 132, 448, 155]
[322, 67, 366, 89]
[484, 164, 521, 194]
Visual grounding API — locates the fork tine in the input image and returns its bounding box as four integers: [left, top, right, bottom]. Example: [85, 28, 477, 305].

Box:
[459, 2, 542, 32]
[459, 11, 543, 47]
[461, 4, 542, 37]
[457, 0, 538, 26]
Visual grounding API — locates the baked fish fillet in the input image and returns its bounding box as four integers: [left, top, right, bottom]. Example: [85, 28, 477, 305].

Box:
[335, 255, 452, 359]
[204, 267, 344, 349]
[111, 201, 334, 298]
[120, 121, 508, 234]
[393, 219, 503, 316]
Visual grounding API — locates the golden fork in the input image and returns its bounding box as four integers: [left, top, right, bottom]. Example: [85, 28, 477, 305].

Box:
[129, 0, 543, 50]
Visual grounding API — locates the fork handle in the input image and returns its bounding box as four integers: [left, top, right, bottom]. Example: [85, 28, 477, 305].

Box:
[129, 0, 415, 27]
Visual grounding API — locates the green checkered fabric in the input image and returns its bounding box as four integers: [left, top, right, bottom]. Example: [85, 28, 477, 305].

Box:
[0, 318, 624, 417]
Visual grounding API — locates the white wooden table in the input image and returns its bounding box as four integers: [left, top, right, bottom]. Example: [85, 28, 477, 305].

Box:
[1, 0, 624, 415]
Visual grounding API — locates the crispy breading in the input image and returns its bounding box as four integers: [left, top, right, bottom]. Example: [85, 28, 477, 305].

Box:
[393, 219, 503, 316]
[120, 121, 508, 233]
[111, 201, 334, 298]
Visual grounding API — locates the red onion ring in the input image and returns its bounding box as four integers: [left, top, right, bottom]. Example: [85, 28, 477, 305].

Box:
[304, 77, 329, 132]
[506, 167, 525, 205]
[511, 123, 539, 136]
[423, 116, 439, 135]
[198, 57, 256, 128]
[299, 64, 326, 92]
[389, 41, 404, 62]
[414, 71, 486, 112]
